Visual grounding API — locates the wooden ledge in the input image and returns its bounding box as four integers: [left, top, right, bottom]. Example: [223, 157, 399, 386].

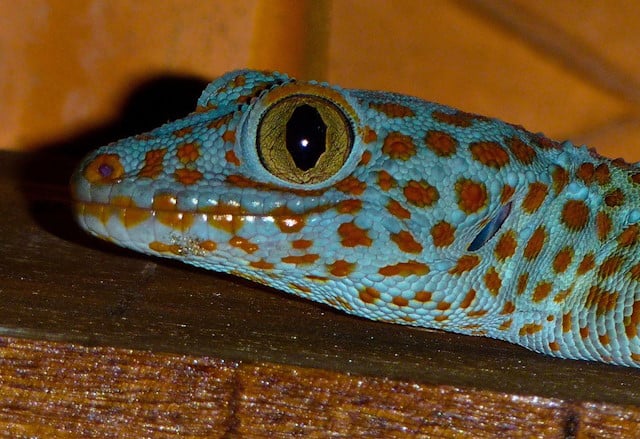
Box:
[2, 149, 640, 435]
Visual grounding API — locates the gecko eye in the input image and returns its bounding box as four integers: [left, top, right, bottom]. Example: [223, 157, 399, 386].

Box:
[256, 95, 354, 184]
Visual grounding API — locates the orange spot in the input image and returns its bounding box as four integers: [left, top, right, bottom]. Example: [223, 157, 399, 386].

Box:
[425, 130, 457, 157]
[500, 185, 515, 204]
[432, 110, 474, 127]
[233, 74, 246, 87]
[289, 283, 311, 294]
[553, 288, 572, 303]
[338, 221, 372, 247]
[599, 334, 610, 346]
[618, 224, 639, 247]
[270, 206, 307, 233]
[594, 163, 611, 185]
[523, 226, 546, 260]
[498, 319, 513, 331]
[549, 341, 560, 352]
[470, 141, 509, 168]
[577, 253, 595, 275]
[207, 113, 234, 130]
[292, 239, 313, 249]
[576, 163, 595, 184]
[604, 188, 624, 207]
[281, 254, 320, 265]
[596, 212, 612, 241]
[362, 126, 378, 143]
[225, 150, 241, 166]
[456, 179, 487, 214]
[174, 168, 203, 185]
[597, 255, 625, 279]
[436, 301, 451, 311]
[151, 194, 194, 231]
[466, 309, 488, 318]
[222, 130, 236, 143]
[149, 241, 181, 255]
[335, 176, 367, 195]
[327, 260, 356, 277]
[382, 132, 416, 160]
[121, 206, 152, 228]
[585, 286, 618, 316]
[378, 170, 396, 191]
[551, 167, 569, 195]
[202, 202, 245, 234]
[431, 221, 455, 247]
[552, 248, 573, 273]
[414, 291, 432, 302]
[580, 326, 589, 339]
[521, 182, 547, 214]
[629, 263, 640, 282]
[562, 314, 572, 332]
[519, 323, 543, 336]
[624, 301, 640, 338]
[359, 150, 372, 165]
[378, 261, 430, 276]
[336, 199, 363, 214]
[359, 287, 381, 304]
[387, 200, 411, 219]
[507, 137, 536, 164]
[500, 301, 515, 315]
[516, 273, 528, 295]
[494, 230, 516, 261]
[173, 126, 193, 137]
[369, 101, 414, 118]
[249, 259, 274, 270]
[176, 142, 200, 164]
[198, 239, 218, 252]
[306, 274, 328, 282]
[532, 281, 553, 302]
[404, 180, 439, 207]
[229, 236, 259, 254]
[449, 255, 481, 275]
[484, 267, 501, 296]
[434, 315, 448, 322]
[391, 231, 423, 254]
[459, 289, 476, 309]
[138, 149, 167, 179]
[392, 296, 409, 307]
[633, 353, 640, 362]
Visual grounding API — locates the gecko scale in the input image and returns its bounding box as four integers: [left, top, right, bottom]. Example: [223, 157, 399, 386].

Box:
[71, 70, 640, 368]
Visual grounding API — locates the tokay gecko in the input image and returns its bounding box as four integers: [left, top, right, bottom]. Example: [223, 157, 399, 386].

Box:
[72, 69, 640, 368]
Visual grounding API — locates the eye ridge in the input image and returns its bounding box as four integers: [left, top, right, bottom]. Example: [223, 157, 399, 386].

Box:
[257, 94, 354, 185]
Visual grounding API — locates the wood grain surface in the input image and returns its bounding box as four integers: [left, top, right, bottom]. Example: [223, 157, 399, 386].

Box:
[2, 149, 640, 436]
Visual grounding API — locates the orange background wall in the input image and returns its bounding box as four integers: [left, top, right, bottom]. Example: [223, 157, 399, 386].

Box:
[2, 1, 640, 160]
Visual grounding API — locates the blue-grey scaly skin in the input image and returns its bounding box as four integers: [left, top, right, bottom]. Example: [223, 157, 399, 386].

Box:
[72, 69, 640, 367]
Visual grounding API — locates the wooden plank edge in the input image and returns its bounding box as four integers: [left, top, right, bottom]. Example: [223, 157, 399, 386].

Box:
[0, 335, 638, 437]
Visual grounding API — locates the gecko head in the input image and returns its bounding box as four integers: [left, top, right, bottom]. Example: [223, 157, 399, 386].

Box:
[71, 69, 535, 323]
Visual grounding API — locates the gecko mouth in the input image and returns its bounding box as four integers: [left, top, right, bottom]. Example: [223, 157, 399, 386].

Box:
[72, 197, 316, 236]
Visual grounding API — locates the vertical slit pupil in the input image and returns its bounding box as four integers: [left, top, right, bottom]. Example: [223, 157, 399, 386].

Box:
[286, 104, 327, 171]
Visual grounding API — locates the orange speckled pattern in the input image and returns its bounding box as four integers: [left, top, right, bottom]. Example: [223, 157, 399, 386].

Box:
[72, 69, 640, 368]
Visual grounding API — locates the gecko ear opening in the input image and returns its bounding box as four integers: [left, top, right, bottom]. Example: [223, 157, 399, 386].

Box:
[467, 202, 512, 251]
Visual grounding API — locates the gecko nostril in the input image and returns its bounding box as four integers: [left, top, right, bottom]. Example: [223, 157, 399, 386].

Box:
[98, 163, 114, 178]
[468, 202, 512, 251]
